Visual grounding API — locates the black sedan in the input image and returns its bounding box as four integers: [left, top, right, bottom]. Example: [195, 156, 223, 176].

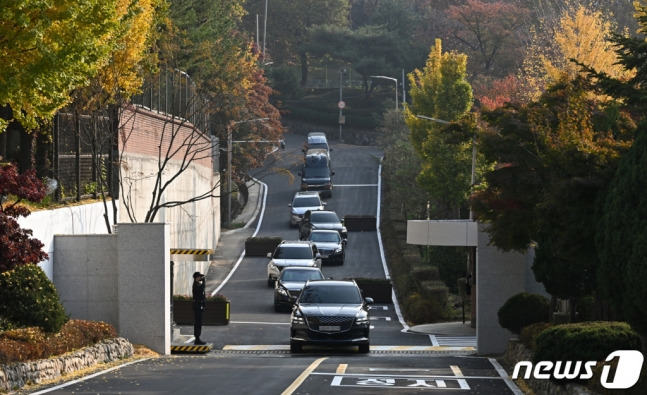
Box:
[307, 229, 346, 265]
[298, 210, 347, 240]
[289, 279, 373, 353]
[273, 267, 325, 312]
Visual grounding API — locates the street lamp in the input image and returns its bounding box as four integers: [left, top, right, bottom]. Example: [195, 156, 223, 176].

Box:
[370, 75, 398, 110]
[227, 117, 269, 227]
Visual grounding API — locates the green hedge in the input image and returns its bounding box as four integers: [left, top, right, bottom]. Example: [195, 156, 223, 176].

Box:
[534, 321, 642, 364]
[498, 292, 550, 334]
[0, 264, 69, 333]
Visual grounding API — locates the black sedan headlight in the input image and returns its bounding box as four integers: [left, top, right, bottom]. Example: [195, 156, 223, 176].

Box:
[355, 311, 369, 326]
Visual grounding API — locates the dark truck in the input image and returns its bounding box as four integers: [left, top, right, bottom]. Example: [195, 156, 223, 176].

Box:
[298, 148, 334, 198]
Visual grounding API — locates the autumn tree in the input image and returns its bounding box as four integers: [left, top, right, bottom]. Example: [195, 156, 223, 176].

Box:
[68, 0, 167, 232]
[520, 2, 632, 101]
[0, 163, 48, 273]
[403, 39, 474, 217]
[0, 0, 124, 133]
[446, 0, 530, 78]
[475, 77, 633, 314]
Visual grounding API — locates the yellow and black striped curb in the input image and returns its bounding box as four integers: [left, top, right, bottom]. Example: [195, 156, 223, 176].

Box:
[171, 344, 213, 353]
[170, 249, 214, 255]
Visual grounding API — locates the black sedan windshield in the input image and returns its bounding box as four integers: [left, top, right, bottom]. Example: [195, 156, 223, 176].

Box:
[299, 285, 362, 304]
[310, 212, 339, 223]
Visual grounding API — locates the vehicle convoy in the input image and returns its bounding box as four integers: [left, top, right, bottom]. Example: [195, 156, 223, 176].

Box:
[267, 240, 322, 287]
[290, 279, 373, 353]
[288, 191, 326, 226]
[299, 210, 347, 240]
[307, 229, 346, 265]
[298, 148, 334, 198]
[273, 266, 325, 311]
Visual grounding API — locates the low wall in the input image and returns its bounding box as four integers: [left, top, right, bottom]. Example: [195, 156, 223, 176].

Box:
[0, 338, 133, 392]
[54, 223, 171, 355]
[503, 339, 595, 395]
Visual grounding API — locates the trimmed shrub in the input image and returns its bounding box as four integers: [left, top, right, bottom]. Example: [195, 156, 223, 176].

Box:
[404, 292, 445, 324]
[533, 321, 642, 365]
[0, 264, 69, 333]
[498, 292, 550, 334]
[411, 265, 439, 282]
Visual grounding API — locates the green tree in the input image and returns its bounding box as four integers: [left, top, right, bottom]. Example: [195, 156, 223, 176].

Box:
[403, 39, 474, 217]
[305, 24, 408, 94]
[0, 0, 123, 132]
[242, 0, 350, 86]
[582, 3, 647, 334]
[596, 122, 647, 334]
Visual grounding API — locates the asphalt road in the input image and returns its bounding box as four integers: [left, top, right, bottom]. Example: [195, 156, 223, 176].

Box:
[33, 135, 521, 395]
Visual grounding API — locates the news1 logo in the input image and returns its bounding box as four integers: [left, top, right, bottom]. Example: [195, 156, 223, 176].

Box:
[512, 350, 644, 389]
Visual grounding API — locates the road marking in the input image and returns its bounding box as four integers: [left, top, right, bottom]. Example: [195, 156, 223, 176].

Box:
[326, 371, 473, 390]
[282, 357, 328, 395]
[222, 345, 476, 352]
[336, 364, 348, 374]
[229, 321, 290, 325]
[430, 335, 477, 347]
[223, 345, 287, 351]
[369, 305, 389, 310]
[489, 357, 524, 395]
[334, 184, 379, 187]
[371, 317, 392, 321]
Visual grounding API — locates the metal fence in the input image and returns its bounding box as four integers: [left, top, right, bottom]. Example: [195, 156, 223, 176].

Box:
[47, 69, 214, 204]
[131, 69, 209, 133]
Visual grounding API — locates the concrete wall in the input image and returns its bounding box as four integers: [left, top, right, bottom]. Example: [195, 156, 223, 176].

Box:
[118, 106, 220, 252]
[475, 225, 527, 355]
[18, 202, 116, 280]
[407, 219, 547, 356]
[118, 106, 220, 296]
[54, 234, 119, 326]
[53, 223, 171, 355]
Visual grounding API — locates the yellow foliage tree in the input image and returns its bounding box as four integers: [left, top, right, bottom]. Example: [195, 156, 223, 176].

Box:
[520, 1, 633, 101]
[77, 0, 164, 108]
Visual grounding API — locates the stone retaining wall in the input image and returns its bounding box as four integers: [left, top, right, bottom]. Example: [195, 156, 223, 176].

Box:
[503, 338, 596, 395]
[0, 337, 133, 392]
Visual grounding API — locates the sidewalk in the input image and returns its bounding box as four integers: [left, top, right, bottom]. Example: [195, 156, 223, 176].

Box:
[202, 179, 475, 337]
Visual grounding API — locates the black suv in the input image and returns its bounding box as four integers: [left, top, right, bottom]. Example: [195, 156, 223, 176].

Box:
[298, 149, 334, 198]
[290, 279, 373, 353]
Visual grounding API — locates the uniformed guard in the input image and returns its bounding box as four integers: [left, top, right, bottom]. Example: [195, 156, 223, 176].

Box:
[192, 272, 206, 345]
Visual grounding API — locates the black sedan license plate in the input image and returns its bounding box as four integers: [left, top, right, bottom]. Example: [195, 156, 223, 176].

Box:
[319, 325, 340, 331]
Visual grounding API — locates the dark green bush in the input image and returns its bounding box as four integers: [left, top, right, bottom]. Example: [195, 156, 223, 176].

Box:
[498, 292, 550, 334]
[0, 263, 69, 333]
[533, 321, 642, 364]
[404, 292, 445, 324]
